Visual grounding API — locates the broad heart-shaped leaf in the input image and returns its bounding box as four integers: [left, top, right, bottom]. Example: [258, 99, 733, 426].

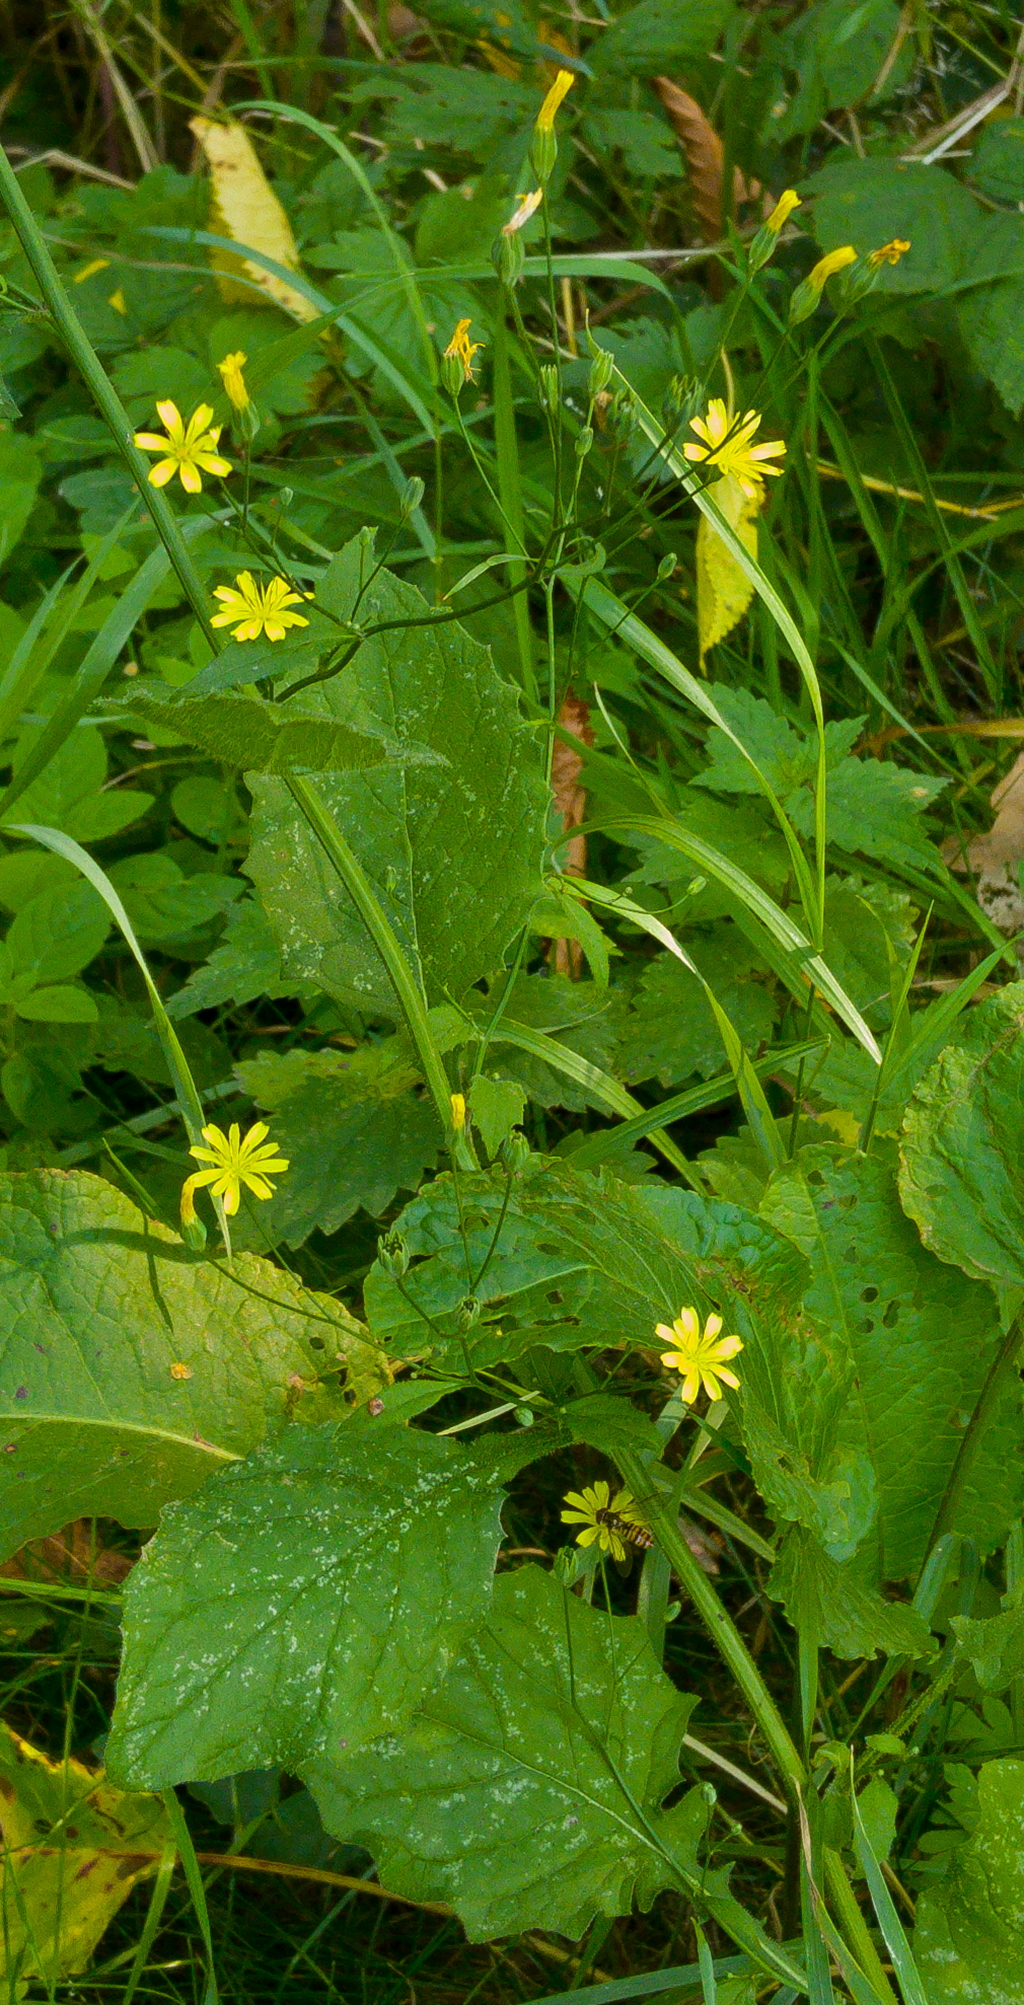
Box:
[363, 1154, 808, 1374]
[761, 1148, 1019, 1579]
[246, 532, 548, 1012]
[768, 1529, 932, 1662]
[914, 1757, 1024, 2002]
[105, 1420, 505, 1790]
[302, 1563, 718, 1943]
[0, 1169, 383, 1558]
[900, 983, 1024, 1291]
[233, 1040, 441, 1248]
[0, 1724, 169, 1991]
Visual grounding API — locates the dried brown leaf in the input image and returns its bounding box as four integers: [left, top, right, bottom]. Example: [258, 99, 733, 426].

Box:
[550, 693, 593, 976]
[944, 748, 1024, 932]
[653, 78, 767, 240]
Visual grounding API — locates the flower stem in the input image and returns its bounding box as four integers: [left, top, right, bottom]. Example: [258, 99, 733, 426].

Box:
[0, 141, 216, 644]
[615, 1446, 805, 1799]
[283, 774, 461, 1149]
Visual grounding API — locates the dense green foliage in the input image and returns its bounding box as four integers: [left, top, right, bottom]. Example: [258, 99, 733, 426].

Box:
[2, 1, 1024, 2000]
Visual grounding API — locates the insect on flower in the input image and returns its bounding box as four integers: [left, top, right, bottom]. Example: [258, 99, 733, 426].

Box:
[210, 571, 312, 643]
[561, 1481, 653, 1562]
[683, 398, 786, 500]
[180, 1122, 289, 1223]
[133, 401, 232, 493]
[657, 1307, 743, 1405]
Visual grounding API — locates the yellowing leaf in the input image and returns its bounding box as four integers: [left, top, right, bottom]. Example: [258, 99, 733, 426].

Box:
[696, 471, 759, 668]
[0, 1723, 169, 1993]
[189, 117, 318, 322]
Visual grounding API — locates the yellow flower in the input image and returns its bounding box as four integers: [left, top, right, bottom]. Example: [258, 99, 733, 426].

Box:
[169, 1361, 193, 1381]
[536, 67, 574, 133]
[217, 349, 250, 411]
[443, 319, 484, 385]
[450, 1091, 467, 1130]
[561, 1481, 643, 1563]
[108, 288, 127, 316]
[683, 398, 786, 500]
[74, 257, 110, 283]
[867, 238, 911, 269]
[134, 401, 232, 494]
[657, 1306, 743, 1404]
[180, 1121, 289, 1221]
[502, 187, 543, 236]
[765, 189, 801, 234]
[210, 571, 312, 643]
[807, 244, 857, 288]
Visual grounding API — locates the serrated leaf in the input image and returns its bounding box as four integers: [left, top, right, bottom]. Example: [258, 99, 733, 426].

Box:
[900, 983, 1024, 1291]
[761, 1148, 1019, 1576]
[106, 1420, 505, 1788]
[953, 1602, 1024, 1695]
[590, 0, 734, 76]
[100, 685, 412, 776]
[246, 534, 547, 1012]
[0, 1723, 169, 1993]
[914, 1757, 1024, 2001]
[364, 1154, 806, 1374]
[0, 1169, 383, 1556]
[302, 1563, 708, 1941]
[234, 1040, 441, 1247]
[696, 473, 758, 666]
[167, 895, 311, 1019]
[957, 214, 1024, 421]
[768, 1528, 932, 1661]
[465, 1073, 525, 1158]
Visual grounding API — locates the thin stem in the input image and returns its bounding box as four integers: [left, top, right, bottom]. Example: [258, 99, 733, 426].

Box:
[0, 141, 215, 644]
[614, 1446, 805, 1799]
[283, 774, 459, 1147]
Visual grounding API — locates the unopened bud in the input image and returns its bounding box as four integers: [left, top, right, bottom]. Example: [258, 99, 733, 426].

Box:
[587, 342, 614, 398]
[748, 189, 801, 272]
[401, 475, 425, 518]
[492, 227, 526, 287]
[453, 1295, 480, 1333]
[378, 1230, 409, 1279]
[501, 1127, 530, 1174]
[575, 425, 593, 458]
[539, 363, 560, 417]
[656, 553, 678, 582]
[788, 245, 857, 326]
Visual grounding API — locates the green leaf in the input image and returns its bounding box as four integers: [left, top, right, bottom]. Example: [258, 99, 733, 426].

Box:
[620, 925, 778, 1088]
[956, 213, 1024, 418]
[768, 1528, 932, 1661]
[0, 724, 153, 841]
[106, 1419, 505, 1788]
[365, 1155, 805, 1373]
[952, 1599, 1024, 1695]
[761, 1148, 1019, 1576]
[99, 684, 412, 776]
[970, 120, 1024, 205]
[8, 983, 97, 1023]
[774, 0, 910, 138]
[246, 534, 547, 1012]
[0, 880, 109, 985]
[465, 1073, 526, 1159]
[900, 982, 1024, 1291]
[0, 432, 41, 568]
[802, 158, 979, 291]
[108, 853, 242, 945]
[167, 896, 312, 1019]
[590, 0, 734, 76]
[302, 1562, 711, 1941]
[0, 1168, 382, 1557]
[234, 1041, 442, 1248]
[562, 1391, 667, 1462]
[914, 1757, 1024, 2002]
[789, 756, 946, 870]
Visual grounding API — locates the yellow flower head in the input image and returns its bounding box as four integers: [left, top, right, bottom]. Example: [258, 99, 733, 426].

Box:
[502, 187, 544, 236]
[74, 257, 110, 283]
[210, 571, 312, 643]
[180, 1121, 289, 1222]
[766, 189, 801, 234]
[443, 319, 484, 384]
[537, 68, 575, 133]
[867, 238, 911, 269]
[561, 1481, 643, 1563]
[134, 401, 232, 494]
[656, 1306, 743, 1405]
[683, 398, 786, 500]
[807, 245, 857, 289]
[450, 1091, 467, 1130]
[217, 350, 250, 411]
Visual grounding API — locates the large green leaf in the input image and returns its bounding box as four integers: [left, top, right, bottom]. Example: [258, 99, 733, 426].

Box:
[589, 0, 733, 75]
[802, 158, 979, 293]
[234, 1040, 441, 1247]
[106, 1419, 505, 1788]
[246, 533, 548, 1013]
[914, 1757, 1024, 2002]
[364, 1155, 805, 1373]
[768, 1528, 931, 1661]
[0, 1169, 381, 1557]
[303, 1563, 719, 1942]
[900, 983, 1024, 1291]
[956, 213, 1024, 418]
[100, 684, 419, 775]
[762, 1148, 1018, 1578]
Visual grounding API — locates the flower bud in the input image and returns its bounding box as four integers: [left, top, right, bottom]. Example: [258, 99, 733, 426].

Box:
[453, 1295, 480, 1333]
[501, 1127, 530, 1174]
[378, 1230, 409, 1279]
[748, 189, 801, 272]
[575, 426, 594, 458]
[401, 475, 425, 518]
[539, 363, 560, 418]
[788, 245, 857, 325]
[492, 226, 526, 287]
[587, 343, 614, 398]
